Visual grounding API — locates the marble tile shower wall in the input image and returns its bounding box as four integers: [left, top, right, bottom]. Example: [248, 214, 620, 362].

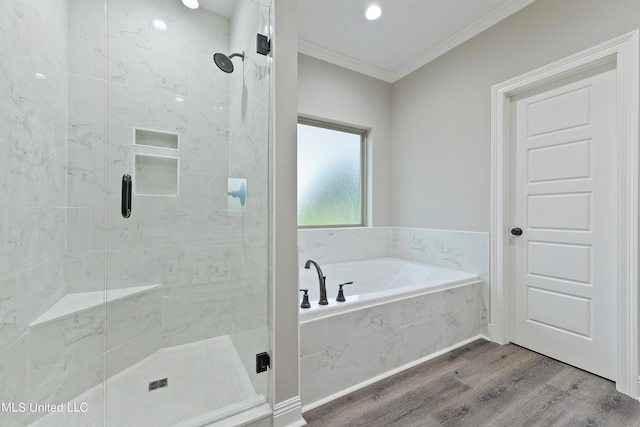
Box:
[101, 0, 239, 360]
[66, 0, 234, 407]
[0, 1, 69, 425]
[0, 0, 271, 414]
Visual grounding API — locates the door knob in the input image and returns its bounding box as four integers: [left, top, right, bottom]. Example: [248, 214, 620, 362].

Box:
[510, 227, 523, 236]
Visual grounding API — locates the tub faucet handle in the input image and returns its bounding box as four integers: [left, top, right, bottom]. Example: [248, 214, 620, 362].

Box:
[336, 282, 353, 302]
[299, 289, 311, 309]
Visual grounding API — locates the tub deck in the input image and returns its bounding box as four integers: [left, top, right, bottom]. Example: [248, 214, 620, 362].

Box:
[299, 257, 480, 323]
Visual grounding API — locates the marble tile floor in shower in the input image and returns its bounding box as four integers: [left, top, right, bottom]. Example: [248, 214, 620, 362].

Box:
[30, 335, 262, 427]
[304, 339, 640, 427]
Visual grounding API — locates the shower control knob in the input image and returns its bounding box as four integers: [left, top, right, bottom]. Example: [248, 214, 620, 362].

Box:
[510, 227, 523, 236]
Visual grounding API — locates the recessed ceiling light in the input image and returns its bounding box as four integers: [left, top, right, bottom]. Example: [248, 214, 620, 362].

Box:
[365, 5, 382, 21]
[181, 0, 199, 9]
[35, 72, 48, 80]
[152, 19, 168, 31]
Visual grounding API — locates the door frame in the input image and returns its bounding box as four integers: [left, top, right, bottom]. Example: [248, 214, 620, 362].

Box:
[490, 31, 639, 398]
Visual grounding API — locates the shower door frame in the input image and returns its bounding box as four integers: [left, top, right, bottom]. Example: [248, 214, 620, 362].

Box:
[489, 31, 639, 399]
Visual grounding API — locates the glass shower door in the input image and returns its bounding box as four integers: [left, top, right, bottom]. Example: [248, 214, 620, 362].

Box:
[2, 0, 270, 426]
[2, 0, 109, 426]
[101, 0, 271, 425]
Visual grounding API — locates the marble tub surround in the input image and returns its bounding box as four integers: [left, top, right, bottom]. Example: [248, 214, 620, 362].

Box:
[300, 281, 485, 408]
[298, 227, 489, 408]
[391, 227, 489, 281]
[298, 227, 392, 264]
[298, 226, 490, 331]
[298, 227, 488, 275]
[392, 227, 489, 329]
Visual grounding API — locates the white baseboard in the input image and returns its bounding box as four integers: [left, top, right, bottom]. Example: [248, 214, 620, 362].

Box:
[487, 323, 509, 345]
[273, 396, 306, 427]
[204, 403, 271, 427]
[301, 335, 490, 413]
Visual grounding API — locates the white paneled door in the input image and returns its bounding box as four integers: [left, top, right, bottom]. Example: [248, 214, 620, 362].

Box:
[512, 66, 617, 380]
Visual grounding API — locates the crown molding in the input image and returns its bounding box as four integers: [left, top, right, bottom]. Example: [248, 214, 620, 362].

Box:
[298, 0, 537, 83]
[392, 0, 537, 81]
[298, 39, 394, 83]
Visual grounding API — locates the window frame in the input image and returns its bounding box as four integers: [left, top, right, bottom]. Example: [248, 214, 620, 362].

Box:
[297, 116, 368, 229]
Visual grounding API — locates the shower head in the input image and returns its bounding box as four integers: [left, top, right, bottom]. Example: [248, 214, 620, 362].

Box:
[213, 52, 244, 73]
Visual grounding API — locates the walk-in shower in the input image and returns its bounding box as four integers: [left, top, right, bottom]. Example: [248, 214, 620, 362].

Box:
[0, 0, 272, 426]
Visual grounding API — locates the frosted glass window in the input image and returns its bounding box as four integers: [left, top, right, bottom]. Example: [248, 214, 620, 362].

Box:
[297, 121, 365, 227]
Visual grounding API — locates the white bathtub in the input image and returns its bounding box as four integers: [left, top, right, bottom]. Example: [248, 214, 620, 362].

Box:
[299, 257, 481, 323]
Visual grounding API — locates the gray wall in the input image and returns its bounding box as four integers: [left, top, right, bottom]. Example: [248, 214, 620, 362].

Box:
[391, 0, 640, 232]
[298, 54, 392, 226]
[272, 0, 301, 413]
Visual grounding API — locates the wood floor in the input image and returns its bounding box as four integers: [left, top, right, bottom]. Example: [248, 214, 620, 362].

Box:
[303, 340, 640, 427]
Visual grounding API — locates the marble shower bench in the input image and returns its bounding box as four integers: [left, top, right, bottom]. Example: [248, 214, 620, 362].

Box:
[26, 285, 163, 411]
[31, 285, 161, 326]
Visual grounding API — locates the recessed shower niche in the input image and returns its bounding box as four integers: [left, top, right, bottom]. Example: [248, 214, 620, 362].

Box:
[135, 128, 179, 150]
[134, 154, 179, 196]
[133, 129, 179, 196]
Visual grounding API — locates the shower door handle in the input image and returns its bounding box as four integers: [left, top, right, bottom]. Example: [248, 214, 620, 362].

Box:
[121, 174, 132, 218]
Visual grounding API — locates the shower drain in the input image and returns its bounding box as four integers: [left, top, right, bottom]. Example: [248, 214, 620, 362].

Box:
[148, 378, 168, 391]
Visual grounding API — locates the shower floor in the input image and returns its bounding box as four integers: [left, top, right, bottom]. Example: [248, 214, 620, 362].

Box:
[30, 335, 263, 427]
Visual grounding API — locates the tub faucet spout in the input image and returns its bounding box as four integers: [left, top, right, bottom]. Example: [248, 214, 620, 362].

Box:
[304, 259, 328, 305]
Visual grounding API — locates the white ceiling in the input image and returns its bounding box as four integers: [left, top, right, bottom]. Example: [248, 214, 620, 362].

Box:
[199, 0, 537, 83]
[199, 0, 236, 17]
[298, 0, 537, 82]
